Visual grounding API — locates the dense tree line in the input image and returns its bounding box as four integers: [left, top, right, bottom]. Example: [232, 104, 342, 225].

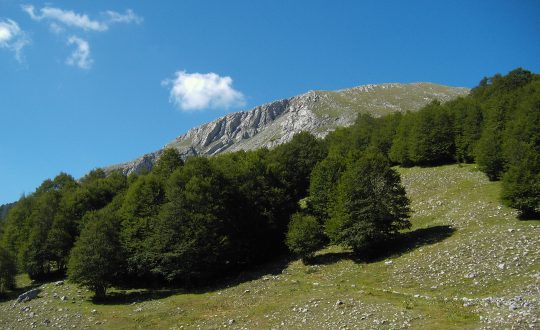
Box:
[0, 68, 537, 297]
[323, 68, 539, 217]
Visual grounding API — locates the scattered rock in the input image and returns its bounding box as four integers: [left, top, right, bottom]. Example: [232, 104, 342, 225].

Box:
[17, 288, 41, 303]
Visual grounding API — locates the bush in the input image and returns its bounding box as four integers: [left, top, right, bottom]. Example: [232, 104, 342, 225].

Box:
[286, 213, 326, 263]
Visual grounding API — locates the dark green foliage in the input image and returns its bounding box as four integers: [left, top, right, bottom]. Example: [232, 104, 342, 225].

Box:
[502, 152, 540, 217]
[0, 202, 15, 221]
[1, 196, 35, 269]
[475, 125, 505, 180]
[68, 209, 124, 299]
[452, 98, 483, 163]
[120, 174, 165, 279]
[308, 155, 346, 222]
[267, 132, 326, 203]
[286, 213, 326, 263]
[152, 157, 231, 283]
[211, 149, 290, 265]
[152, 148, 184, 181]
[501, 82, 540, 216]
[327, 151, 411, 254]
[0, 246, 16, 294]
[407, 101, 455, 165]
[389, 113, 415, 166]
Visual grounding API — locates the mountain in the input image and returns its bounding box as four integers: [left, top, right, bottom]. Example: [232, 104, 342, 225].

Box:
[106, 82, 469, 175]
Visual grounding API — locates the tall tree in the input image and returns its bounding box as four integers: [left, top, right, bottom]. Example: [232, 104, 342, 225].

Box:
[68, 209, 124, 299]
[327, 150, 411, 254]
[0, 246, 16, 295]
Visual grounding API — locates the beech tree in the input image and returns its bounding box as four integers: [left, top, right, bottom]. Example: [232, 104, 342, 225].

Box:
[68, 210, 124, 299]
[327, 150, 411, 254]
[286, 213, 326, 263]
[0, 246, 16, 295]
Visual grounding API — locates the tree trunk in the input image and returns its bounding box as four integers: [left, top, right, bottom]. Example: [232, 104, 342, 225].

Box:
[94, 285, 106, 299]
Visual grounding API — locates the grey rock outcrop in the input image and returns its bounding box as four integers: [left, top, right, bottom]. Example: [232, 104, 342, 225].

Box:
[106, 82, 468, 175]
[17, 288, 41, 303]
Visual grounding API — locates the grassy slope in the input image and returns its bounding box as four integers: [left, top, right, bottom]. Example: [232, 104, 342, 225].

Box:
[1, 164, 538, 329]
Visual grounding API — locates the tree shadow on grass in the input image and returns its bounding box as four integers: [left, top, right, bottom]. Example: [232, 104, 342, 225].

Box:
[311, 225, 456, 265]
[0, 281, 42, 303]
[517, 210, 540, 221]
[93, 255, 292, 305]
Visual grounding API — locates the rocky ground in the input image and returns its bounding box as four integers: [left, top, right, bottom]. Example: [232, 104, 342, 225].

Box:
[1, 164, 538, 329]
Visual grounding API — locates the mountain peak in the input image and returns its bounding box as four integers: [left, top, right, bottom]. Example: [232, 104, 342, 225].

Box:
[106, 82, 468, 175]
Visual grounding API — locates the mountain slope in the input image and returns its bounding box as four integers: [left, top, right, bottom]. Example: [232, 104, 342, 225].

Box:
[2, 164, 538, 329]
[107, 82, 468, 175]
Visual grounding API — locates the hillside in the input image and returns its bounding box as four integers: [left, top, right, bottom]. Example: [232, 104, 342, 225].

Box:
[107, 83, 468, 175]
[1, 164, 538, 329]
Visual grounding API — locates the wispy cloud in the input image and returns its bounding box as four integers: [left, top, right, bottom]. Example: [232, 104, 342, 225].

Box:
[105, 9, 143, 25]
[22, 5, 143, 32]
[22, 5, 108, 31]
[0, 19, 29, 62]
[66, 36, 92, 69]
[21, 5, 142, 69]
[163, 71, 245, 111]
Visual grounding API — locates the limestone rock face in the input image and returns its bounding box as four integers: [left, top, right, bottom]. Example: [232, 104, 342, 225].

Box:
[106, 82, 468, 175]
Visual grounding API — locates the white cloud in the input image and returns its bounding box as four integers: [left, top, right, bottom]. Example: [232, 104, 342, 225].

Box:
[0, 19, 29, 62]
[163, 71, 245, 111]
[22, 5, 108, 31]
[66, 36, 92, 69]
[105, 9, 143, 25]
[21, 5, 142, 69]
[21, 5, 142, 32]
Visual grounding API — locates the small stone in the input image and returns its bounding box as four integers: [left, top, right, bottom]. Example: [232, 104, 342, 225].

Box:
[91, 309, 97, 314]
[54, 280, 64, 286]
[384, 260, 393, 265]
[498, 263, 505, 270]
[335, 300, 344, 306]
[243, 289, 250, 294]
[60, 296, 67, 301]
[228, 319, 235, 325]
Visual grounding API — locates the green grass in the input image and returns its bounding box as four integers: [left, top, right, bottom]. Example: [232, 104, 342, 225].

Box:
[1, 164, 538, 329]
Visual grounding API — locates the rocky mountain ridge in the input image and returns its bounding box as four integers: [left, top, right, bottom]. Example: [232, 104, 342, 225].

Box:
[106, 82, 469, 175]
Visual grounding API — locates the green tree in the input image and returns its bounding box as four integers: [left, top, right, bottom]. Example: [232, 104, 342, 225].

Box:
[68, 210, 124, 299]
[286, 213, 326, 263]
[502, 151, 540, 217]
[308, 155, 346, 222]
[0, 246, 16, 295]
[501, 85, 540, 216]
[451, 98, 484, 163]
[327, 151, 411, 254]
[152, 148, 184, 181]
[151, 157, 232, 283]
[267, 132, 326, 203]
[408, 101, 455, 165]
[120, 174, 165, 279]
[389, 113, 415, 166]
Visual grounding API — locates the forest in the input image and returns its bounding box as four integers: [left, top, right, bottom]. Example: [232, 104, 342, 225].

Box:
[0, 68, 538, 298]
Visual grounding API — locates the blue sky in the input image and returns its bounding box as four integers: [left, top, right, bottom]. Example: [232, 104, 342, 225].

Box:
[0, 0, 539, 204]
